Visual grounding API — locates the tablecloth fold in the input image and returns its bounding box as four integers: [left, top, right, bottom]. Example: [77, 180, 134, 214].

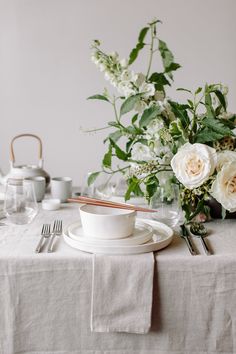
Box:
[91, 252, 154, 334]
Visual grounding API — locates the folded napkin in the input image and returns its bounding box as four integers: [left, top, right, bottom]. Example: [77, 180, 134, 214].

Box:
[91, 252, 154, 334]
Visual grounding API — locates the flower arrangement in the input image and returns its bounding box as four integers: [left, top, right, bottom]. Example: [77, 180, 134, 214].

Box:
[88, 19, 236, 222]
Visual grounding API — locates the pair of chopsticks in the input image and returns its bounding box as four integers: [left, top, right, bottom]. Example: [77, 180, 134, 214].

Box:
[67, 195, 157, 213]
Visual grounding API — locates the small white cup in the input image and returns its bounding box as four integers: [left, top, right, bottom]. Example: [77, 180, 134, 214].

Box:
[24, 176, 46, 202]
[51, 177, 72, 202]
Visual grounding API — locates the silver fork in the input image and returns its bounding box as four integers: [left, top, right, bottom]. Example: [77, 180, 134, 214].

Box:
[47, 220, 63, 253]
[35, 224, 51, 253]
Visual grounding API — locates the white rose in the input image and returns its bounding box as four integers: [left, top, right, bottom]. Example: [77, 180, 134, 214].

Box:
[171, 143, 217, 189]
[211, 161, 236, 212]
[131, 142, 154, 161]
[216, 150, 236, 171]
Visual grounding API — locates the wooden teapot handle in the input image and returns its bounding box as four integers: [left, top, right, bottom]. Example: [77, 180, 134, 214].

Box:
[10, 134, 43, 166]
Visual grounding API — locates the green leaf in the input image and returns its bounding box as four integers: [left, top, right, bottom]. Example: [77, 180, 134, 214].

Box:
[149, 72, 170, 90]
[195, 128, 224, 143]
[215, 105, 222, 116]
[125, 177, 143, 201]
[126, 139, 133, 153]
[105, 130, 122, 143]
[110, 139, 129, 161]
[168, 101, 190, 127]
[158, 39, 175, 78]
[139, 106, 161, 128]
[88, 172, 100, 186]
[120, 94, 141, 116]
[214, 90, 227, 111]
[87, 94, 109, 102]
[177, 88, 192, 94]
[149, 19, 162, 26]
[205, 86, 214, 118]
[165, 62, 181, 73]
[195, 87, 202, 95]
[169, 121, 182, 138]
[145, 176, 159, 200]
[187, 99, 194, 109]
[132, 114, 139, 125]
[102, 145, 112, 168]
[138, 27, 149, 43]
[202, 117, 233, 136]
[128, 42, 145, 65]
[125, 126, 137, 135]
[108, 121, 120, 128]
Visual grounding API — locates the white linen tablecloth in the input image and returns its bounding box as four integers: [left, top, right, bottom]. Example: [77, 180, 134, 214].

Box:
[0, 203, 236, 354]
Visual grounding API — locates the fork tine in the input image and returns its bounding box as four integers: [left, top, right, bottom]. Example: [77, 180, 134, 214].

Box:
[36, 224, 51, 253]
[53, 220, 59, 232]
[47, 220, 62, 253]
[57, 220, 62, 232]
[41, 224, 46, 234]
[46, 224, 50, 234]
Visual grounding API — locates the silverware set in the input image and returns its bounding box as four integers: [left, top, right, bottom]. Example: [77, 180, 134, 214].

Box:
[35, 220, 62, 253]
[179, 223, 212, 256]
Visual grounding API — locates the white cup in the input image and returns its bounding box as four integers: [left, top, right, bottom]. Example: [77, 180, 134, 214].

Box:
[24, 176, 46, 202]
[51, 177, 72, 202]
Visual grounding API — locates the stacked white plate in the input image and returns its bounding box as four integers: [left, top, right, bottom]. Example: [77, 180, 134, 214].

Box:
[63, 218, 173, 255]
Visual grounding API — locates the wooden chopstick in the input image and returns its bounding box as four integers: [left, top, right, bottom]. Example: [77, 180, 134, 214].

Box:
[67, 196, 157, 213]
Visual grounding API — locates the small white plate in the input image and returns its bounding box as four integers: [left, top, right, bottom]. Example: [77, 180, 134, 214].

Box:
[63, 218, 173, 255]
[67, 221, 153, 246]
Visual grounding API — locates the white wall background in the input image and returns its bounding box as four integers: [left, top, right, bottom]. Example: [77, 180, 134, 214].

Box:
[0, 0, 236, 186]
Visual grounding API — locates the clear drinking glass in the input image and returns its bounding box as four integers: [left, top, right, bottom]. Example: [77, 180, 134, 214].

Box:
[151, 184, 181, 227]
[81, 172, 115, 199]
[4, 178, 38, 224]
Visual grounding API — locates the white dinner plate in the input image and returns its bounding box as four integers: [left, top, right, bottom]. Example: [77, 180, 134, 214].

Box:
[67, 221, 153, 246]
[63, 218, 173, 255]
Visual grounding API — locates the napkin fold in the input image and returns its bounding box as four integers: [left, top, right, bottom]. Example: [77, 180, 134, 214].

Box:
[91, 252, 154, 334]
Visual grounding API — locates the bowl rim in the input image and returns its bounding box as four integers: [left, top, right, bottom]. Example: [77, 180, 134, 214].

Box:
[80, 204, 136, 217]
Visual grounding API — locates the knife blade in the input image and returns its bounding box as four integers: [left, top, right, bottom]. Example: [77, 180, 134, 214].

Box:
[180, 224, 198, 256]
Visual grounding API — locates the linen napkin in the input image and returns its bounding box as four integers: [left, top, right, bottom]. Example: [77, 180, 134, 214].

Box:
[91, 252, 154, 334]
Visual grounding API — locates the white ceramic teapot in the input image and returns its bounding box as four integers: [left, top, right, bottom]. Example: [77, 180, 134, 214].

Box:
[0, 134, 50, 186]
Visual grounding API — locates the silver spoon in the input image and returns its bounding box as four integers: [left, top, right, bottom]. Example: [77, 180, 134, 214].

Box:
[190, 222, 212, 256]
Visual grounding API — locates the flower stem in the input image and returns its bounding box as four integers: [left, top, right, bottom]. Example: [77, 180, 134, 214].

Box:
[146, 24, 155, 79]
[103, 165, 129, 175]
[113, 98, 120, 123]
[83, 126, 111, 133]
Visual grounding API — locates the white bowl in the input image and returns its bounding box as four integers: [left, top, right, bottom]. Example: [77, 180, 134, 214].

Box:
[79, 205, 136, 239]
